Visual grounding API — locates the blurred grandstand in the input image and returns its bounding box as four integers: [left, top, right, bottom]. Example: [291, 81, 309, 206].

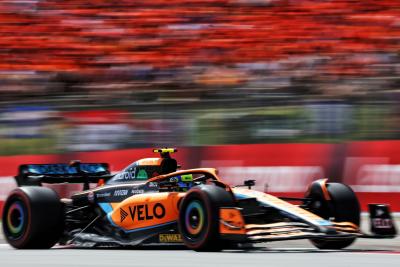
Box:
[0, 0, 400, 154]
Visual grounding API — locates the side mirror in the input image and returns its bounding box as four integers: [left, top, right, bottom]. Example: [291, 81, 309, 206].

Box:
[244, 179, 256, 189]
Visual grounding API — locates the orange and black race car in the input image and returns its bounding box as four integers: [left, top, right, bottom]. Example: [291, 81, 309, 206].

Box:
[2, 148, 397, 250]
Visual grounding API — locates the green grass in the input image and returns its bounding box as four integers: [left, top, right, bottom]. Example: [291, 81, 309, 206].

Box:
[0, 138, 58, 155]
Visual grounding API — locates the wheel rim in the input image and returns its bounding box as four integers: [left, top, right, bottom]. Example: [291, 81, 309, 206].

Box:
[184, 200, 205, 236]
[6, 201, 26, 239]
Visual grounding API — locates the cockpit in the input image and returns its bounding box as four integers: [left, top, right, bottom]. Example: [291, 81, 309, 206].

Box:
[107, 148, 178, 184]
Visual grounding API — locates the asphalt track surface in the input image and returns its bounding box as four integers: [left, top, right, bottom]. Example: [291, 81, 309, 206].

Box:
[0, 219, 399, 267]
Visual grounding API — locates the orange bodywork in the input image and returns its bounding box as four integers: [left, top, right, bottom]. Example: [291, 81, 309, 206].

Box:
[136, 158, 163, 166]
[305, 178, 331, 201]
[219, 208, 246, 235]
[105, 168, 227, 232]
[316, 178, 331, 201]
[108, 192, 185, 231]
[233, 188, 327, 225]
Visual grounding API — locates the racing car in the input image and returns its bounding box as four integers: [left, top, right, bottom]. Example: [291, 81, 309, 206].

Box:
[2, 148, 397, 250]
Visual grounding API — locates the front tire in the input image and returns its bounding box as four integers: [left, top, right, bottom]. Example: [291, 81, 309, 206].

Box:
[178, 185, 235, 251]
[306, 182, 360, 249]
[2, 187, 64, 249]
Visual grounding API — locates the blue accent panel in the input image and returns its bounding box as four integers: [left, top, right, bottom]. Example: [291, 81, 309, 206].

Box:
[106, 213, 120, 228]
[234, 193, 253, 200]
[316, 220, 333, 226]
[25, 163, 108, 175]
[98, 203, 113, 214]
[123, 221, 176, 233]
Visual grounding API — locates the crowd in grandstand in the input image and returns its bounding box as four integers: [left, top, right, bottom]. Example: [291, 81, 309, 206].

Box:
[0, 0, 399, 153]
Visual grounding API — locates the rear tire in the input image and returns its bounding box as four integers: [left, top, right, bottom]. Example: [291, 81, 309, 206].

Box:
[2, 187, 64, 249]
[178, 185, 235, 251]
[306, 182, 360, 249]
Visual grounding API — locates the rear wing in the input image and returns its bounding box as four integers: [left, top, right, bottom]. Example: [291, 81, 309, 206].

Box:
[15, 162, 113, 188]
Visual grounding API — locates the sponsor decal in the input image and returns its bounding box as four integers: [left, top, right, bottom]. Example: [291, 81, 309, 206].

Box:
[127, 202, 165, 222]
[114, 189, 128, 196]
[131, 189, 144, 194]
[120, 208, 128, 222]
[376, 208, 385, 217]
[114, 167, 148, 181]
[159, 234, 182, 243]
[180, 174, 193, 182]
[114, 169, 135, 181]
[137, 169, 148, 180]
[87, 191, 95, 202]
[96, 192, 111, 198]
[372, 218, 394, 229]
[148, 182, 158, 188]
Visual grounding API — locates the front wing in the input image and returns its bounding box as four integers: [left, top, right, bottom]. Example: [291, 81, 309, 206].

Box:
[219, 207, 396, 243]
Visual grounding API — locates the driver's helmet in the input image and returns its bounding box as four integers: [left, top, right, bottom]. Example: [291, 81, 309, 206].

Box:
[170, 174, 194, 191]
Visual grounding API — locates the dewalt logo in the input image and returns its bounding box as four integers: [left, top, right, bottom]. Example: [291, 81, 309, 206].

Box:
[159, 234, 182, 243]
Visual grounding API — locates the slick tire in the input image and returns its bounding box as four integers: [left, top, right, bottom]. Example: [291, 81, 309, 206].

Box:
[178, 185, 235, 251]
[306, 182, 360, 249]
[2, 187, 64, 249]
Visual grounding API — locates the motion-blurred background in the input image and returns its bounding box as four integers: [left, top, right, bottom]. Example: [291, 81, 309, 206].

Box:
[0, 0, 399, 212]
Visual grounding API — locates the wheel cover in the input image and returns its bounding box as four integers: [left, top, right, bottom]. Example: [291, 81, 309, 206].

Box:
[6, 201, 26, 239]
[184, 200, 205, 236]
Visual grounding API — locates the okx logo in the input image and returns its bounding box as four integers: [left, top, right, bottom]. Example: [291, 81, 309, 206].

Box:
[120, 208, 128, 222]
